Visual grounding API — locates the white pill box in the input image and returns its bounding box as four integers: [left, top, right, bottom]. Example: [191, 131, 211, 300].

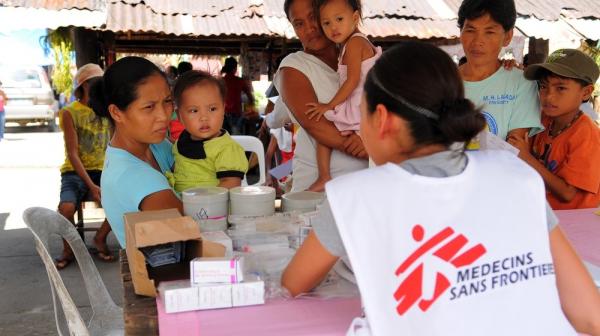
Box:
[190, 256, 244, 285]
[232, 280, 265, 307]
[159, 279, 265, 313]
[159, 280, 231, 313]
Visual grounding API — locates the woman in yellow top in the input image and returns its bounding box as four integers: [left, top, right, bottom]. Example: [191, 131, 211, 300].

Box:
[55, 64, 113, 269]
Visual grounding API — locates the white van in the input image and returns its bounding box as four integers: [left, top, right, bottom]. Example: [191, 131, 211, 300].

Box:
[0, 65, 58, 131]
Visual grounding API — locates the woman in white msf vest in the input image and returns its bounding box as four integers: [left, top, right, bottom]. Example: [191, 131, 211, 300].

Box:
[282, 42, 600, 335]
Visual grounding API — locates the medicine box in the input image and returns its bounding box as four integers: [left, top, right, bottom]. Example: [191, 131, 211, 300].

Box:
[190, 256, 244, 285]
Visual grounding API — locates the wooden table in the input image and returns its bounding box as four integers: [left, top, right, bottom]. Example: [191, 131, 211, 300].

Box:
[120, 250, 159, 335]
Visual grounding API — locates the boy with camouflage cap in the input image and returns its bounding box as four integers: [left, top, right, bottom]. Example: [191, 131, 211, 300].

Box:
[509, 49, 600, 209]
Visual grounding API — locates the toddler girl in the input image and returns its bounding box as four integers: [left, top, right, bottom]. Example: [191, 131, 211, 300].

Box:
[305, 0, 381, 191]
[169, 70, 248, 192]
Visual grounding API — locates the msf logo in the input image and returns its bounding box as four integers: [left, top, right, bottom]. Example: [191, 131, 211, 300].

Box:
[394, 225, 486, 315]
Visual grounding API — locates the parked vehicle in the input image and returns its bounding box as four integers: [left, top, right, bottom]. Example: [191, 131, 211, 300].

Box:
[0, 65, 58, 131]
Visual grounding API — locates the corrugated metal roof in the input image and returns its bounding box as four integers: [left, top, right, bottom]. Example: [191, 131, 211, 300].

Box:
[0, 0, 597, 40]
[516, 17, 583, 41]
[0, 0, 104, 11]
[362, 18, 459, 39]
[117, 0, 251, 17]
[105, 1, 271, 36]
[564, 18, 600, 40]
[442, 0, 600, 21]
[261, 0, 285, 17]
[558, 0, 600, 19]
[0, 5, 105, 32]
[264, 16, 460, 40]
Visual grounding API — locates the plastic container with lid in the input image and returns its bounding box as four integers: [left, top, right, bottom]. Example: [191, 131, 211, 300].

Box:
[229, 186, 276, 217]
[281, 191, 325, 213]
[182, 187, 229, 232]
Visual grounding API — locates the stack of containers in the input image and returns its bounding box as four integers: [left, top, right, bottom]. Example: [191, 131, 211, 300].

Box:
[158, 256, 265, 314]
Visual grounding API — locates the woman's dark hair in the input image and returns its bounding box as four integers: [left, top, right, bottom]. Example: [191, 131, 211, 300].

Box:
[364, 41, 485, 148]
[173, 70, 227, 108]
[458, 0, 516, 32]
[220, 57, 238, 75]
[313, 0, 362, 20]
[89, 56, 167, 124]
[177, 61, 193, 75]
[284, 0, 294, 19]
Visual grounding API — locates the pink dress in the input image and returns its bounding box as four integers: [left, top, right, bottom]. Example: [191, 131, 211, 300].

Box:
[324, 33, 382, 132]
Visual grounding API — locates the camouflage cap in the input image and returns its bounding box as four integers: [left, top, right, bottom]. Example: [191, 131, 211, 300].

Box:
[524, 49, 599, 85]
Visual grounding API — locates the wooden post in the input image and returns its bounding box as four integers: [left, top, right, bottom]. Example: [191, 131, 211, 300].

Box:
[72, 27, 101, 67]
[239, 42, 250, 78]
[101, 31, 117, 68]
[527, 38, 549, 64]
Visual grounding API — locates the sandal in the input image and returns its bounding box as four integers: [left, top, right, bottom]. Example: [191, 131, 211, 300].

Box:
[96, 250, 115, 262]
[55, 254, 75, 270]
[89, 247, 115, 262]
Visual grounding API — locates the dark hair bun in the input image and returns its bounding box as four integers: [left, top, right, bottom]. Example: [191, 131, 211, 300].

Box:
[438, 98, 486, 143]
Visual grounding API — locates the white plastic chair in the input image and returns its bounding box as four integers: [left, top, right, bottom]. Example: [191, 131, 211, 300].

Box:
[22, 207, 124, 336]
[232, 135, 266, 186]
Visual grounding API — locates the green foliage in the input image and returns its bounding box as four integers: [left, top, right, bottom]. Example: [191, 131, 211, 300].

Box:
[253, 90, 267, 109]
[44, 28, 74, 100]
[582, 41, 600, 96]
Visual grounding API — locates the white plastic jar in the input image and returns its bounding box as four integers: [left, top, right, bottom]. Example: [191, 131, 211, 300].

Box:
[229, 186, 276, 217]
[182, 187, 229, 232]
[281, 191, 325, 213]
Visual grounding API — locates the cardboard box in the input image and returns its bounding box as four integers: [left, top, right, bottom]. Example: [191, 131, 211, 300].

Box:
[190, 256, 245, 285]
[200, 231, 233, 255]
[125, 209, 226, 297]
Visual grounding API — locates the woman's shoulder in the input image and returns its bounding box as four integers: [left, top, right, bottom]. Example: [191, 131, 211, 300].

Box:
[279, 51, 332, 72]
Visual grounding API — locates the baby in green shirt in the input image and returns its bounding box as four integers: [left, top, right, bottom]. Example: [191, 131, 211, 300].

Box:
[168, 70, 248, 192]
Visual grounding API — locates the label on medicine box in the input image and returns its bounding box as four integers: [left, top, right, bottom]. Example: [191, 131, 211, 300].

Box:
[159, 280, 232, 313]
[232, 280, 265, 307]
[190, 256, 244, 285]
[159, 280, 201, 314]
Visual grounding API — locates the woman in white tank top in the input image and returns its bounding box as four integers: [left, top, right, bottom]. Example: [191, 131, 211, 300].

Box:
[282, 41, 600, 335]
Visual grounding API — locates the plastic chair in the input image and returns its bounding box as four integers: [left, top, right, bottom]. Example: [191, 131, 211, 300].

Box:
[22, 207, 124, 336]
[232, 135, 266, 186]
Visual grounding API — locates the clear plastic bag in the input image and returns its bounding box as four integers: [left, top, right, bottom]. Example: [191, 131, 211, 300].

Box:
[237, 247, 296, 300]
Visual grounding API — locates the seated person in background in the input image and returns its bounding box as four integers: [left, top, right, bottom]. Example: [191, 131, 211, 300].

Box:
[283, 42, 600, 335]
[509, 49, 600, 210]
[169, 70, 248, 192]
[55, 64, 114, 270]
[458, 0, 543, 141]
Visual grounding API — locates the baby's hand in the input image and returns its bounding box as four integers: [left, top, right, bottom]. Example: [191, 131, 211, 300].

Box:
[305, 102, 331, 121]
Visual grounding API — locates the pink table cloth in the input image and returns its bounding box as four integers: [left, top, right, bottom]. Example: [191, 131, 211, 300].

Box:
[157, 208, 599, 335]
[157, 296, 361, 336]
[557, 208, 600, 267]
